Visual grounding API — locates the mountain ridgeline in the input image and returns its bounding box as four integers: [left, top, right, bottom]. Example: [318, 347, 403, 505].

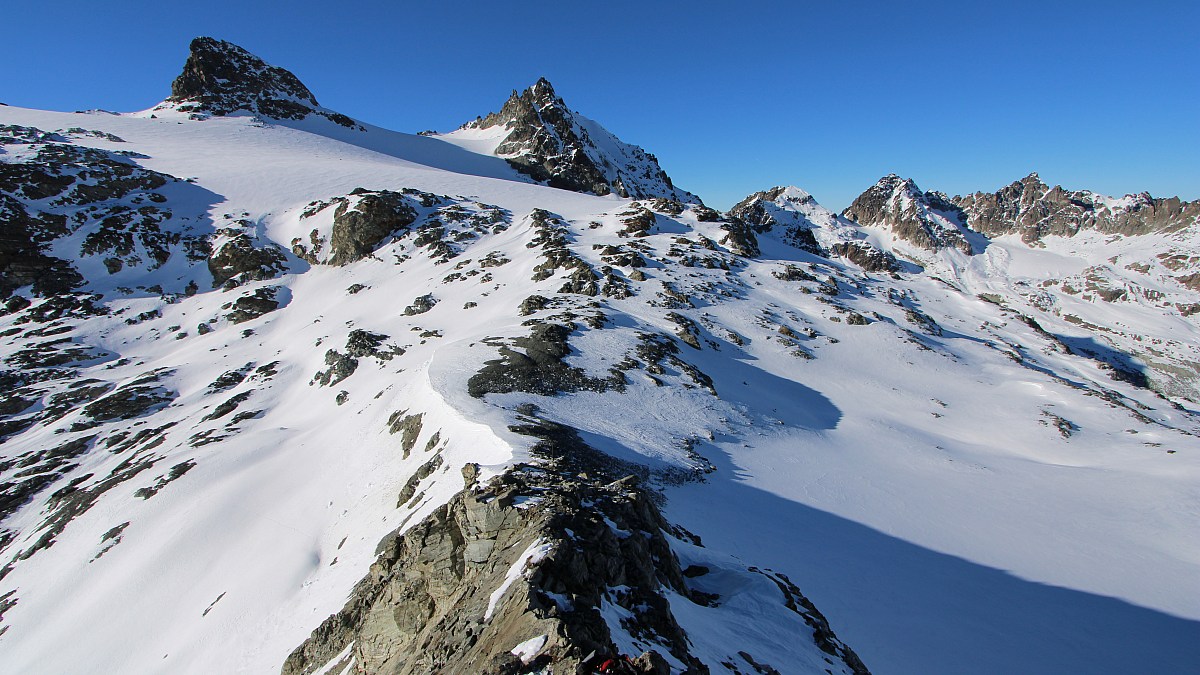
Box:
[835, 171, 1200, 252]
[0, 36, 1197, 675]
[442, 78, 699, 203]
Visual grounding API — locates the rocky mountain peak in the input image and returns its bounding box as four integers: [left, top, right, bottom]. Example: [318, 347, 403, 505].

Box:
[733, 185, 825, 222]
[953, 174, 1198, 243]
[161, 37, 357, 127]
[727, 185, 871, 261]
[764, 185, 816, 206]
[169, 37, 318, 110]
[1001, 172, 1050, 201]
[870, 173, 917, 194]
[528, 76, 557, 101]
[842, 174, 973, 254]
[729, 186, 820, 228]
[448, 79, 698, 202]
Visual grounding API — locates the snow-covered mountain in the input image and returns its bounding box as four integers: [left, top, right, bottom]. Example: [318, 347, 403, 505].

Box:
[954, 171, 1200, 242]
[841, 174, 974, 255]
[726, 185, 903, 272]
[831, 172, 1200, 401]
[1, 37, 1198, 675]
[437, 78, 698, 203]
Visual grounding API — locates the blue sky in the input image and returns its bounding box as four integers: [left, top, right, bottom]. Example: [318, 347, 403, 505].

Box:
[3, 0, 1196, 210]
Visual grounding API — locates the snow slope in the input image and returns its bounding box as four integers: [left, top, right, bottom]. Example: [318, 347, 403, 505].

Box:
[1, 58, 1198, 675]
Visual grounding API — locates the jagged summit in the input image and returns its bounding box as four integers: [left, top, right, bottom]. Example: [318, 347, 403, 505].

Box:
[729, 185, 837, 253]
[842, 174, 974, 254]
[168, 37, 318, 112]
[952, 173, 1200, 243]
[728, 185, 901, 272]
[158, 37, 358, 128]
[746, 185, 816, 206]
[526, 76, 558, 100]
[841, 171, 1198, 249]
[439, 78, 699, 203]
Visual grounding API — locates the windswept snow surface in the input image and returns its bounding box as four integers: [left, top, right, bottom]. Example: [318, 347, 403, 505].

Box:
[0, 104, 1197, 675]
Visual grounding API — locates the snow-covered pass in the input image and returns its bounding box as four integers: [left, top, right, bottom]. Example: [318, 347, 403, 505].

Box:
[0, 37, 1197, 675]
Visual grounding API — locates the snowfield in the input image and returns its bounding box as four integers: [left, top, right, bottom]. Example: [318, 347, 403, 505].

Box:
[0, 95, 1197, 675]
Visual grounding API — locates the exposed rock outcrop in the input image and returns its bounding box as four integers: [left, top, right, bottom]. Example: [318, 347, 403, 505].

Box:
[224, 286, 281, 324]
[450, 79, 697, 202]
[208, 233, 287, 288]
[728, 186, 827, 255]
[724, 186, 908, 274]
[831, 241, 900, 273]
[0, 123, 207, 296]
[467, 322, 624, 398]
[952, 172, 1200, 244]
[162, 37, 358, 128]
[719, 218, 761, 257]
[327, 190, 419, 266]
[282, 417, 869, 675]
[292, 188, 507, 267]
[842, 175, 973, 254]
[0, 196, 81, 298]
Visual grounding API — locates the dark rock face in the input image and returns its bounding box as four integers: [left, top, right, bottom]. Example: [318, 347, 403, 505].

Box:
[313, 330, 400, 387]
[842, 175, 973, 254]
[282, 417, 868, 675]
[0, 124, 209, 297]
[467, 322, 623, 398]
[830, 242, 900, 273]
[72, 370, 176, 431]
[208, 233, 287, 288]
[952, 172, 1200, 244]
[225, 286, 281, 324]
[293, 189, 510, 269]
[0, 196, 81, 298]
[459, 79, 696, 202]
[479, 79, 610, 195]
[165, 37, 358, 128]
[523, 209, 602, 297]
[292, 189, 420, 266]
[719, 218, 761, 257]
[81, 384, 173, 423]
[329, 191, 419, 265]
[169, 37, 317, 115]
[728, 187, 826, 255]
[402, 294, 437, 316]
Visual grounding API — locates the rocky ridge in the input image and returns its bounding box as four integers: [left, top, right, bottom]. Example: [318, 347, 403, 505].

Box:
[952, 172, 1200, 243]
[841, 174, 973, 254]
[735, 175, 1200, 398]
[158, 37, 359, 128]
[726, 186, 901, 273]
[446, 79, 697, 203]
[284, 416, 867, 675]
[839, 171, 1200, 250]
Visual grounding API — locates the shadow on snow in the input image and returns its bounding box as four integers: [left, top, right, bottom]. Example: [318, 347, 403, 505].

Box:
[666, 441, 1200, 675]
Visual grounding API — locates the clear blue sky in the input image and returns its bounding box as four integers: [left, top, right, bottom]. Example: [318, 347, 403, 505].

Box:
[3, 0, 1196, 210]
